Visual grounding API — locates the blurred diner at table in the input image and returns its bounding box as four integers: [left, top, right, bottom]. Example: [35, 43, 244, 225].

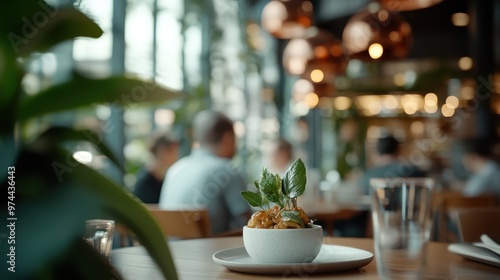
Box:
[158, 110, 251, 235]
[133, 130, 179, 204]
[459, 137, 500, 198]
[359, 135, 427, 195]
[265, 137, 294, 176]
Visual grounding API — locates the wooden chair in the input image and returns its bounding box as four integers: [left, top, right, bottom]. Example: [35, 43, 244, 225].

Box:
[453, 207, 500, 243]
[145, 204, 212, 239]
[312, 209, 365, 237]
[114, 205, 212, 247]
[433, 192, 497, 242]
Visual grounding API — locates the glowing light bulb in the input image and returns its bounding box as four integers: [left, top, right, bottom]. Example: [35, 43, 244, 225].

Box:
[424, 93, 438, 107]
[305, 92, 319, 108]
[451, 13, 469, 27]
[368, 43, 384, 59]
[334, 96, 352, 110]
[310, 69, 324, 83]
[458, 57, 473, 71]
[446, 96, 460, 109]
[441, 104, 455, 117]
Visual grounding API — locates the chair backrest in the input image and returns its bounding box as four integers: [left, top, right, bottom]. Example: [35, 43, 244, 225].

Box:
[146, 204, 212, 239]
[433, 192, 497, 242]
[454, 207, 500, 243]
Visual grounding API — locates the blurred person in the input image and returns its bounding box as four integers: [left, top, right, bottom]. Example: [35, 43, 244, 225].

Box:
[133, 131, 180, 204]
[159, 110, 251, 235]
[353, 135, 427, 238]
[360, 135, 427, 195]
[460, 138, 500, 197]
[266, 137, 320, 199]
[266, 137, 294, 176]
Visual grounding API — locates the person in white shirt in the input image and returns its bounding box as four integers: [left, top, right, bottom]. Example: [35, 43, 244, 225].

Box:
[159, 110, 251, 235]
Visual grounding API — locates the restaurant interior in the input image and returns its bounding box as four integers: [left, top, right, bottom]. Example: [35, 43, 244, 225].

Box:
[43, 0, 500, 189]
[2, 0, 500, 279]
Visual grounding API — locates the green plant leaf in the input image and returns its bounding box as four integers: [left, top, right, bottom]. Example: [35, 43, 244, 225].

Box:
[54, 239, 124, 280]
[12, 8, 103, 56]
[17, 73, 184, 121]
[253, 180, 259, 190]
[261, 195, 269, 207]
[240, 191, 263, 208]
[33, 126, 124, 172]
[259, 167, 283, 207]
[73, 165, 178, 279]
[7, 148, 178, 280]
[68, 161, 178, 280]
[0, 39, 21, 127]
[8, 149, 104, 278]
[282, 158, 307, 198]
[281, 210, 304, 228]
[0, 132, 18, 182]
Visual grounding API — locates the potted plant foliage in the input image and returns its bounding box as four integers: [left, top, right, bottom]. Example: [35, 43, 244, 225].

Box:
[1, 1, 179, 279]
[240, 159, 323, 263]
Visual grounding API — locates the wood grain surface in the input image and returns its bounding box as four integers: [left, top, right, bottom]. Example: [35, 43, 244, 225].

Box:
[111, 236, 500, 279]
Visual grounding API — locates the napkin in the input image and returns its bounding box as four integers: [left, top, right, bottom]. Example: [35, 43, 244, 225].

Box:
[448, 234, 500, 268]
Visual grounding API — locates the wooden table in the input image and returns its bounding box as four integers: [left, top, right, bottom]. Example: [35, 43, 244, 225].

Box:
[110, 237, 500, 279]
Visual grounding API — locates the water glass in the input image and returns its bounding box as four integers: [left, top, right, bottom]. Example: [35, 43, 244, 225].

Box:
[370, 178, 434, 279]
[84, 219, 115, 259]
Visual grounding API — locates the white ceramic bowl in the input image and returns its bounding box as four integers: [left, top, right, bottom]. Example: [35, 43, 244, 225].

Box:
[243, 225, 323, 263]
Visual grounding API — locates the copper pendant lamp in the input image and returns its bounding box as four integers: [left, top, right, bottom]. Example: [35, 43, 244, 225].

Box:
[379, 0, 444, 12]
[261, 0, 313, 39]
[283, 28, 348, 83]
[342, 3, 412, 61]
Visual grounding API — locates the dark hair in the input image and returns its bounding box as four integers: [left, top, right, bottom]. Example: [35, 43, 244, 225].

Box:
[460, 137, 493, 158]
[275, 138, 293, 159]
[376, 136, 399, 155]
[193, 110, 234, 146]
[148, 131, 179, 155]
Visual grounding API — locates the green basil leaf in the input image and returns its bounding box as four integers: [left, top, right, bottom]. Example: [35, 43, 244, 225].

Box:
[261, 195, 269, 207]
[259, 167, 283, 207]
[281, 210, 304, 227]
[281, 175, 288, 196]
[283, 158, 307, 198]
[240, 191, 263, 208]
[253, 180, 260, 190]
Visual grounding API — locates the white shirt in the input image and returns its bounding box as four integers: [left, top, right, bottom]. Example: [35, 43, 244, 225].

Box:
[159, 149, 250, 234]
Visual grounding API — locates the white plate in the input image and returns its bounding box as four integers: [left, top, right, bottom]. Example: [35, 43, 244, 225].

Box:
[212, 244, 373, 275]
[448, 243, 500, 268]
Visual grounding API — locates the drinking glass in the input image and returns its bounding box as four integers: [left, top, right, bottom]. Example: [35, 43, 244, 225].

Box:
[370, 178, 434, 279]
[84, 219, 115, 259]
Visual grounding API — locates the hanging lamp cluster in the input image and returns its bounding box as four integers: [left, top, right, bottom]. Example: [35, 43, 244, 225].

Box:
[261, 0, 443, 98]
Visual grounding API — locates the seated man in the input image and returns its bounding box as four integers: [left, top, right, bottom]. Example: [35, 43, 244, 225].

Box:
[360, 135, 427, 195]
[159, 110, 251, 235]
